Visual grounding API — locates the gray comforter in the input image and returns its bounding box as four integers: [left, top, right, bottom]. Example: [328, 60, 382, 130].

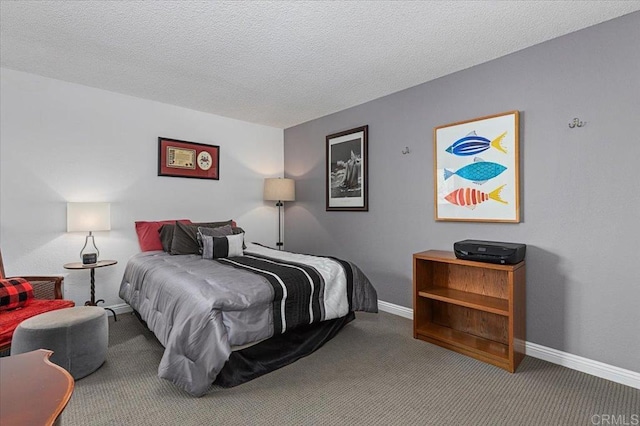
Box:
[119, 243, 378, 396]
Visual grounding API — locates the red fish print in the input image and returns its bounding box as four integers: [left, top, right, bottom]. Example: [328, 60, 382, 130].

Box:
[445, 185, 508, 209]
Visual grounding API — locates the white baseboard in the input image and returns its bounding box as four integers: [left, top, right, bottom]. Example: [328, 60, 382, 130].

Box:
[378, 300, 640, 390]
[525, 341, 640, 389]
[105, 303, 133, 317]
[378, 300, 413, 319]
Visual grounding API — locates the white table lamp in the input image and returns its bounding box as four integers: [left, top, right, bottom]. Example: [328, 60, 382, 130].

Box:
[67, 202, 111, 264]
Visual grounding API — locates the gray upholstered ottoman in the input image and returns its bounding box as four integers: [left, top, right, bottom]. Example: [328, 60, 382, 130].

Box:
[11, 306, 108, 380]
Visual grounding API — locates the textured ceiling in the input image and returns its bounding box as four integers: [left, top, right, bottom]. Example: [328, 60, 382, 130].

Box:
[1, 1, 639, 129]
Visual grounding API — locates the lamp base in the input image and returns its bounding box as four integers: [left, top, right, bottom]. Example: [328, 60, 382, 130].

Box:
[276, 201, 284, 251]
[82, 253, 98, 265]
[80, 232, 100, 264]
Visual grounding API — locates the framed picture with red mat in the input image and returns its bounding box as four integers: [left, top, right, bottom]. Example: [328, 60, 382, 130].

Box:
[158, 137, 219, 180]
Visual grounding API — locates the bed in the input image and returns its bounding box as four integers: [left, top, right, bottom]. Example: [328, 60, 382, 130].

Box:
[119, 242, 378, 396]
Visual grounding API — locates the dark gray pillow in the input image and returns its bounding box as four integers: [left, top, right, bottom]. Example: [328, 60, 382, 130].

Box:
[170, 220, 233, 255]
[159, 224, 177, 252]
[198, 224, 233, 238]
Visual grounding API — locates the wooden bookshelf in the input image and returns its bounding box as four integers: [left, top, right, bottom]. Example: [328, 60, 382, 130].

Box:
[413, 250, 525, 372]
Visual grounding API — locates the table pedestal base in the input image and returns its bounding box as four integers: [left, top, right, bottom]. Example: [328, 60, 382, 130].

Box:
[85, 300, 117, 321]
[63, 259, 119, 323]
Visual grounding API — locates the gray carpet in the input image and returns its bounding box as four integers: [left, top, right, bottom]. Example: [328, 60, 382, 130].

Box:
[62, 312, 639, 425]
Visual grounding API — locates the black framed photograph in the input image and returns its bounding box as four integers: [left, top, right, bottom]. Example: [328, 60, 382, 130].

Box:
[326, 125, 368, 211]
[158, 137, 219, 180]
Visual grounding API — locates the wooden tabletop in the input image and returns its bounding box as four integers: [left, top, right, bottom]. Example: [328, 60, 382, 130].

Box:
[63, 259, 117, 269]
[0, 349, 74, 426]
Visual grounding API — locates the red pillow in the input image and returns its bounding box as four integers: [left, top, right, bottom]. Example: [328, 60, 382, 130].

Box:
[0, 278, 34, 311]
[135, 219, 192, 251]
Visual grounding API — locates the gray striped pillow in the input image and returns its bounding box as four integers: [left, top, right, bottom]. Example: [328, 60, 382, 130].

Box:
[202, 233, 244, 259]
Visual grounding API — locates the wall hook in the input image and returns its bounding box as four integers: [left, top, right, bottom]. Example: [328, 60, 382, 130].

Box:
[568, 118, 586, 128]
[402, 146, 411, 155]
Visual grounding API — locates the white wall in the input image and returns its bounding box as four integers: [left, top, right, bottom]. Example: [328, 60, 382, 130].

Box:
[0, 68, 284, 307]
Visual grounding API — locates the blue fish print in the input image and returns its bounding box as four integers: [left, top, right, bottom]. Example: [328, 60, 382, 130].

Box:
[445, 131, 508, 156]
[444, 158, 507, 185]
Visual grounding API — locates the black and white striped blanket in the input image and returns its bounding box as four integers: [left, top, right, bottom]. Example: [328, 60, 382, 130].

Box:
[218, 251, 354, 334]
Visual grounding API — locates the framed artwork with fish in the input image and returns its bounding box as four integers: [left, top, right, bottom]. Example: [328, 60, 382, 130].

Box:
[434, 111, 520, 222]
[326, 125, 368, 211]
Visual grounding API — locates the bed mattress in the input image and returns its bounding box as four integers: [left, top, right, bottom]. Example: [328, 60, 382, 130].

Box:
[119, 243, 377, 395]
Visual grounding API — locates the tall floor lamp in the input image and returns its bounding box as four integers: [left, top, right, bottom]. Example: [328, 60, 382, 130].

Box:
[264, 178, 295, 250]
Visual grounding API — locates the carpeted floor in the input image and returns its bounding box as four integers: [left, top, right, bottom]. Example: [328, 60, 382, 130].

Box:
[62, 311, 639, 425]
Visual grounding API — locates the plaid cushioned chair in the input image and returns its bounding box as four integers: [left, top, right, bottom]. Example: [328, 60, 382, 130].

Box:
[0, 249, 75, 354]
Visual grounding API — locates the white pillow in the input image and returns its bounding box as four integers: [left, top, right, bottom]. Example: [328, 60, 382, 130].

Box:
[225, 233, 244, 257]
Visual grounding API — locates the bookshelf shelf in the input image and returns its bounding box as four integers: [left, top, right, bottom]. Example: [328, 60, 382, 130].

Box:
[413, 250, 525, 372]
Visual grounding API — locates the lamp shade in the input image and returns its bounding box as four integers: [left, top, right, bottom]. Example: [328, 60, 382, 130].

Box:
[67, 202, 111, 232]
[264, 178, 295, 202]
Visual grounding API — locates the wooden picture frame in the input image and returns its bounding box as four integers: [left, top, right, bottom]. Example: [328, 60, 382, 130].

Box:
[158, 137, 220, 180]
[326, 125, 368, 211]
[434, 111, 520, 222]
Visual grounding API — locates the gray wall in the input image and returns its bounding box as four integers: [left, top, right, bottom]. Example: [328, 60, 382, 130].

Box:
[283, 12, 640, 372]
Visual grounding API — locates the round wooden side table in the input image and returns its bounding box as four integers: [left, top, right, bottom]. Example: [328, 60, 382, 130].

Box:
[63, 260, 118, 321]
